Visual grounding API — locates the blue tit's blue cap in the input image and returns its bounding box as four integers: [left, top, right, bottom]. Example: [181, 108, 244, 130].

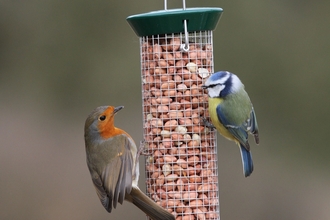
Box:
[210, 71, 230, 81]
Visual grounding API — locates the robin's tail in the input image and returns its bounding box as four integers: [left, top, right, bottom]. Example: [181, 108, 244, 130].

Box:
[126, 187, 175, 220]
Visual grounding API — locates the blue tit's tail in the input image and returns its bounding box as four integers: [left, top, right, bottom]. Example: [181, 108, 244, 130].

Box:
[239, 144, 254, 177]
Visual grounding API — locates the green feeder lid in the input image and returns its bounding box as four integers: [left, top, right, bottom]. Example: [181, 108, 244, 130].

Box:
[127, 7, 223, 37]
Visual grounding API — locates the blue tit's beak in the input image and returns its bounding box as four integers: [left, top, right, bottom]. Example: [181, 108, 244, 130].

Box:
[114, 106, 124, 114]
[201, 85, 208, 89]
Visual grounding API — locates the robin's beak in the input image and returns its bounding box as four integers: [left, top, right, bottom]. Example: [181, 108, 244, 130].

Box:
[114, 106, 124, 114]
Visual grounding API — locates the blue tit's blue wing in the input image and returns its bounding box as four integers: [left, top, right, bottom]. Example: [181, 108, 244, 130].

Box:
[216, 104, 250, 149]
[248, 107, 259, 144]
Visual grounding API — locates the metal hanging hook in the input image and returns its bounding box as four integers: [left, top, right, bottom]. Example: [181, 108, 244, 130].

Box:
[182, 0, 186, 9]
[181, 20, 190, 52]
[181, 0, 189, 51]
[164, 0, 186, 9]
[164, 0, 189, 51]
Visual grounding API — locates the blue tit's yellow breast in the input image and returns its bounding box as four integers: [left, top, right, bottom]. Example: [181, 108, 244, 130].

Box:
[208, 97, 237, 142]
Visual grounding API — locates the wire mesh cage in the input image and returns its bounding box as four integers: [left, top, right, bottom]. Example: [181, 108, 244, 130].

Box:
[127, 2, 223, 220]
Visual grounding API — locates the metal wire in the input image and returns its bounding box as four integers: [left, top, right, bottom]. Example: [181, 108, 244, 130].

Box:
[164, 0, 186, 10]
[140, 31, 219, 220]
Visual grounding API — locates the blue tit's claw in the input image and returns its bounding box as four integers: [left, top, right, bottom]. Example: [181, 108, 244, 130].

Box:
[202, 118, 216, 130]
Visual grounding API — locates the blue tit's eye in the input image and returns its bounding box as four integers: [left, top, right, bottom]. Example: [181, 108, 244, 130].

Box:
[99, 115, 106, 121]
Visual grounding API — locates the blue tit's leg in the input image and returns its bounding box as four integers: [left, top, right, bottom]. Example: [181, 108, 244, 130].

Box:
[202, 118, 216, 130]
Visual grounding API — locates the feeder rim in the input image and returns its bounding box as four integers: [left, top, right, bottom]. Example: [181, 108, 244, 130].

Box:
[128, 7, 223, 16]
[127, 7, 223, 37]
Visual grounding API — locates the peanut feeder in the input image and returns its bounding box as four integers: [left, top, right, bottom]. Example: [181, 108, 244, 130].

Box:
[127, 2, 223, 219]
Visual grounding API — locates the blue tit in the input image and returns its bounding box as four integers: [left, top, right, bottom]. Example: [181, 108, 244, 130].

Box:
[202, 71, 259, 177]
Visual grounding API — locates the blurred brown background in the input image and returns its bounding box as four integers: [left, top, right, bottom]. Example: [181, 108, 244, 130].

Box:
[1, 0, 329, 219]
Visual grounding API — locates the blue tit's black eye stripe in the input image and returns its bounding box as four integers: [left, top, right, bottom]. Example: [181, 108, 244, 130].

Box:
[208, 84, 218, 88]
[219, 74, 232, 97]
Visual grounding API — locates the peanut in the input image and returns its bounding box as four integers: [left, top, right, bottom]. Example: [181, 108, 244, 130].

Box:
[141, 34, 218, 218]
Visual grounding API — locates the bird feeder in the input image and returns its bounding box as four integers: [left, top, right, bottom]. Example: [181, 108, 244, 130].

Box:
[127, 1, 223, 219]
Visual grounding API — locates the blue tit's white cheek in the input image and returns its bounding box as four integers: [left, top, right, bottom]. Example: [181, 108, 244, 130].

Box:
[208, 84, 225, 98]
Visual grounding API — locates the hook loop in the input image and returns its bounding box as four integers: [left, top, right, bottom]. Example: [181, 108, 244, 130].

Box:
[181, 20, 190, 52]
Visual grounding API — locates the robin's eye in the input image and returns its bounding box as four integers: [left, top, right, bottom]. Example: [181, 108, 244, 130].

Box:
[99, 115, 106, 121]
